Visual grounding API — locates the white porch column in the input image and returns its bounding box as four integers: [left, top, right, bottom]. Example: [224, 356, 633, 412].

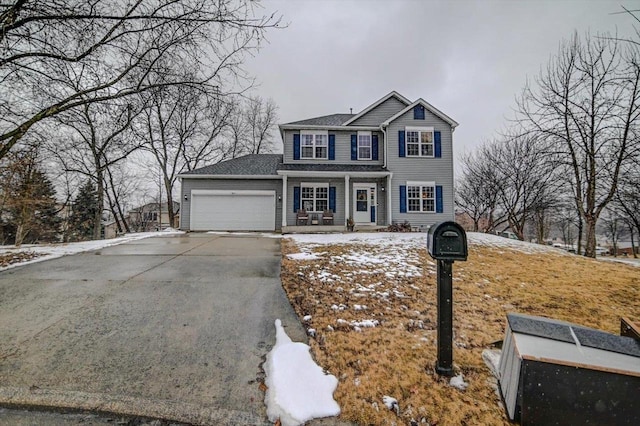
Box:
[387, 174, 392, 225]
[281, 175, 288, 228]
[344, 174, 350, 225]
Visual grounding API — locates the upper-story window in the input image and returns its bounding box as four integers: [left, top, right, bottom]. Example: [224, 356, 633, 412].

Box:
[406, 127, 434, 157]
[357, 131, 371, 160]
[301, 130, 328, 159]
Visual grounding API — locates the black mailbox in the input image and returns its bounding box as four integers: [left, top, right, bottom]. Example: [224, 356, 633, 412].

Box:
[427, 221, 468, 261]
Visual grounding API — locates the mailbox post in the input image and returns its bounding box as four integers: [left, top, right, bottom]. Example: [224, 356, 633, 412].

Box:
[427, 221, 468, 376]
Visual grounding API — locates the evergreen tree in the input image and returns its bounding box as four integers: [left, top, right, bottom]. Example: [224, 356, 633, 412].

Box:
[69, 181, 99, 241]
[0, 149, 60, 246]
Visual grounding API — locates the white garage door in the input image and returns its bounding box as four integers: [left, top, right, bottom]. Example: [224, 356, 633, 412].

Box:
[190, 190, 276, 231]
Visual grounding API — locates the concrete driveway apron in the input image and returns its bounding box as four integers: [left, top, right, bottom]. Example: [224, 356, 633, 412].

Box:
[0, 234, 307, 425]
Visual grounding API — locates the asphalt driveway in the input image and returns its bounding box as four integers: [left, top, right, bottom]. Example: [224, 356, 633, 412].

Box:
[0, 234, 307, 425]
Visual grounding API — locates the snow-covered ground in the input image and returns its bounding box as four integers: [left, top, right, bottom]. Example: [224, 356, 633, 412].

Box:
[264, 319, 340, 426]
[0, 229, 184, 272]
[288, 231, 565, 255]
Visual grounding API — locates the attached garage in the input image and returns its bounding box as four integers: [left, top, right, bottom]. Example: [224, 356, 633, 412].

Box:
[190, 189, 276, 231]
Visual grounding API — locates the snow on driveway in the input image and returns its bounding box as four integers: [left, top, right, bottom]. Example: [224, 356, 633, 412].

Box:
[0, 229, 184, 272]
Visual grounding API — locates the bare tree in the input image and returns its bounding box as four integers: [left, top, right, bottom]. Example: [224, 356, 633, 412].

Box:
[613, 168, 640, 258]
[0, 0, 281, 160]
[50, 100, 141, 239]
[244, 96, 279, 154]
[456, 147, 504, 233]
[515, 32, 640, 257]
[138, 84, 235, 226]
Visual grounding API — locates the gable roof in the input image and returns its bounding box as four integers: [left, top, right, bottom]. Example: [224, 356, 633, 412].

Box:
[182, 154, 283, 177]
[284, 113, 354, 127]
[383, 98, 459, 128]
[342, 91, 411, 126]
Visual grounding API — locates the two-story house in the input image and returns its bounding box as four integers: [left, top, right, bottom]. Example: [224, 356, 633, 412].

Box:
[178, 91, 458, 232]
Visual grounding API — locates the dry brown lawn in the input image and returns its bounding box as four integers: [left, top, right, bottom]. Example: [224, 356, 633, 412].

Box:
[280, 234, 639, 426]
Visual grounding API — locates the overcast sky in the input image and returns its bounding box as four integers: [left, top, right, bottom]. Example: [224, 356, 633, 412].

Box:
[245, 0, 638, 158]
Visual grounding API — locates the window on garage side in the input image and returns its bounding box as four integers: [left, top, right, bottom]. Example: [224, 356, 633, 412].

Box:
[301, 183, 328, 212]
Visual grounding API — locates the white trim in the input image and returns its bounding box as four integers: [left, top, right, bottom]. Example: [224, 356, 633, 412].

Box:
[343, 91, 411, 125]
[405, 182, 436, 213]
[277, 170, 391, 178]
[190, 190, 276, 231]
[300, 129, 328, 136]
[300, 182, 329, 188]
[357, 131, 372, 160]
[300, 182, 329, 213]
[191, 189, 275, 197]
[179, 174, 281, 180]
[352, 183, 377, 224]
[405, 127, 435, 158]
[406, 126, 434, 132]
[281, 175, 288, 228]
[300, 130, 328, 160]
[279, 124, 379, 131]
[383, 99, 459, 128]
[406, 181, 436, 187]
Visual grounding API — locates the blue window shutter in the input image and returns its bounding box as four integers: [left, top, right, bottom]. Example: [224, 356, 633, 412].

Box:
[351, 134, 357, 160]
[328, 134, 335, 160]
[414, 105, 425, 120]
[436, 185, 443, 213]
[293, 134, 300, 160]
[329, 186, 336, 212]
[434, 131, 442, 158]
[398, 131, 405, 157]
[400, 185, 407, 213]
[372, 135, 379, 161]
[293, 186, 300, 212]
[371, 206, 376, 223]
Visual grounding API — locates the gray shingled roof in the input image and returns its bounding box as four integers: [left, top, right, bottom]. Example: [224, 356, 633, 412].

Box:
[277, 163, 388, 173]
[183, 154, 283, 176]
[284, 113, 354, 126]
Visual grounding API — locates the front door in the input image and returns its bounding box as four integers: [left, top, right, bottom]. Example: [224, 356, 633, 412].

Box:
[353, 184, 376, 224]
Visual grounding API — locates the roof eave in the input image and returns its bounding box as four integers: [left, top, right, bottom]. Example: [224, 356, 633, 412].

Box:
[178, 174, 282, 180]
[279, 124, 380, 131]
[277, 170, 392, 178]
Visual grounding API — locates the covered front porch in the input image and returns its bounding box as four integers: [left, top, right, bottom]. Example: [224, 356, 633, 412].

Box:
[281, 224, 387, 234]
[277, 168, 392, 229]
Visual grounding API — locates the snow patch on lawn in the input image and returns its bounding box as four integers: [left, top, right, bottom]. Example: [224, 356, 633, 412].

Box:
[0, 229, 184, 271]
[288, 231, 568, 255]
[467, 232, 565, 254]
[287, 252, 322, 260]
[264, 319, 340, 426]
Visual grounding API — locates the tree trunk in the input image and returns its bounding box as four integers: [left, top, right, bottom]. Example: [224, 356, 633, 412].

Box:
[629, 223, 636, 259]
[577, 214, 583, 255]
[584, 216, 597, 258]
[15, 222, 25, 247]
[93, 174, 104, 240]
[164, 175, 175, 228]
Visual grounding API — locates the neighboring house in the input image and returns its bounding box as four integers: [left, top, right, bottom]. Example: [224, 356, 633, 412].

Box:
[128, 201, 180, 231]
[178, 91, 458, 232]
[455, 211, 491, 232]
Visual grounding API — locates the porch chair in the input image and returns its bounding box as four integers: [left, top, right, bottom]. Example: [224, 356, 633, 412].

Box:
[296, 209, 309, 225]
[322, 209, 334, 225]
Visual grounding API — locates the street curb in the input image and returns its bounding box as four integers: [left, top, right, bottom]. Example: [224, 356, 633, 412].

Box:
[0, 386, 270, 426]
